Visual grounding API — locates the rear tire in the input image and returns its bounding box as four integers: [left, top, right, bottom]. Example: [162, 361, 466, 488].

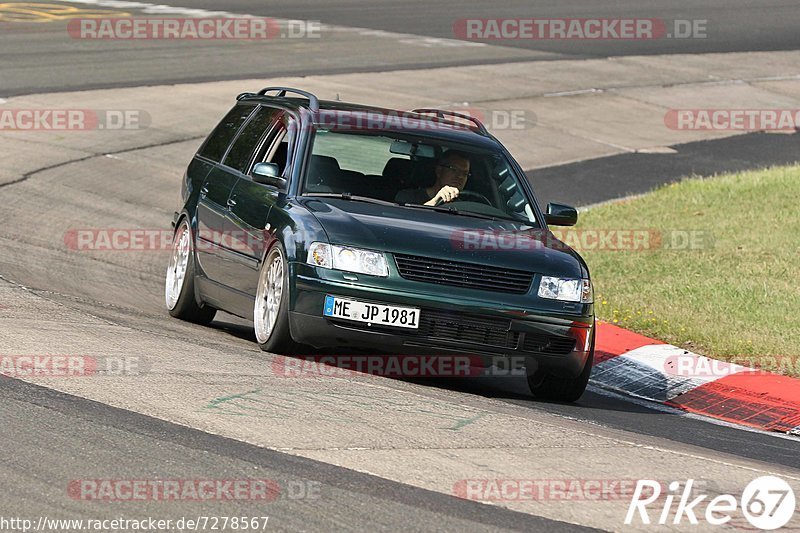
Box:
[527, 331, 594, 402]
[254, 245, 300, 354]
[165, 219, 216, 324]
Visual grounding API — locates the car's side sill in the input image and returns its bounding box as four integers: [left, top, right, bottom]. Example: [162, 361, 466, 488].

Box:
[197, 275, 255, 321]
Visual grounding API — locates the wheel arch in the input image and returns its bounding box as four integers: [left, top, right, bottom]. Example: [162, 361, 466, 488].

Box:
[172, 211, 206, 308]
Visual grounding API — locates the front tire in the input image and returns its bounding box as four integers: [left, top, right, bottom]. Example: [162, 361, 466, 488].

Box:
[254, 245, 298, 353]
[165, 219, 216, 324]
[527, 331, 594, 402]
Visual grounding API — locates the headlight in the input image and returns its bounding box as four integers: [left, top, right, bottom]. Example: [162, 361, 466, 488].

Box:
[306, 242, 388, 277]
[538, 276, 593, 303]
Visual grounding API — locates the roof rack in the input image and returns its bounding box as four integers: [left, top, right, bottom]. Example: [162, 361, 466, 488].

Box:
[257, 86, 320, 113]
[412, 108, 488, 135]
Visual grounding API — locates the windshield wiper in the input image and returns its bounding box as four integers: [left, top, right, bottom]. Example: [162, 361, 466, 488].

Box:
[304, 192, 398, 206]
[400, 202, 533, 225]
[399, 202, 471, 215]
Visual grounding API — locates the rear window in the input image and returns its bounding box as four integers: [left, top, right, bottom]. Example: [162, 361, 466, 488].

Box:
[198, 104, 255, 163]
[312, 130, 408, 176]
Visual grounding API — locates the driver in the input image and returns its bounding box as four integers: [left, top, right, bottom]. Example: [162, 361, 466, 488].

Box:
[395, 150, 470, 206]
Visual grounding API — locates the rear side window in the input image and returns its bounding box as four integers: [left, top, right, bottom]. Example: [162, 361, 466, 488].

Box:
[223, 107, 280, 174]
[198, 104, 255, 163]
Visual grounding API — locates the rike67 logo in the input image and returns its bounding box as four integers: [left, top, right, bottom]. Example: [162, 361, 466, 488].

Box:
[626, 476, 796, 530]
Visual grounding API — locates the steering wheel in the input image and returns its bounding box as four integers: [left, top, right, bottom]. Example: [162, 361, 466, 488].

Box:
[437, 190, 492, 206]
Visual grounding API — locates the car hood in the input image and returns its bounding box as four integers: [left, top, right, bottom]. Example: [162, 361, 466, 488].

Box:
[300, 198, 586, 278]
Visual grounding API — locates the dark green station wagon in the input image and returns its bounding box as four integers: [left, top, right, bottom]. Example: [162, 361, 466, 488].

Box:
[165, 87, 595, 401]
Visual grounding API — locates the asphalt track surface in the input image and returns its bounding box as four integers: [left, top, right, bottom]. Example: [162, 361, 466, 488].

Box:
[2, 1, 800, 532]
[178, 0, 800, 56]
[4, 0, 800, 95]
[1, 378, 587, 532]
[531, 132, 800, 208]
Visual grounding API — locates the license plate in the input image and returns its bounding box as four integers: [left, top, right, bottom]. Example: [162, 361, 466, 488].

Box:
[323, 295, 420, 329]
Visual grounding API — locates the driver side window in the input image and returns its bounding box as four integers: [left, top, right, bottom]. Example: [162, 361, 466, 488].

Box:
[256, 114, 297, 177]
[223, 106, 278, 174]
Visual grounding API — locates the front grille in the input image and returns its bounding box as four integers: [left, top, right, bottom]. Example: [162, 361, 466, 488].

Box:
[418, 309, 519, 349]
[332, 308, 519, 349]
[394, 254, 533, 294]
[522, 333, 576, 356]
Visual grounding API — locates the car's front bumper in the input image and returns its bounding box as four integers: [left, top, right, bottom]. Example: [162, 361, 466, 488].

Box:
[289, 263, 594, 377]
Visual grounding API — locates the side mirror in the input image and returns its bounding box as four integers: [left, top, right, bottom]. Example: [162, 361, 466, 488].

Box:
[544, 202, 578, 226]
[252, 162, 286, 188]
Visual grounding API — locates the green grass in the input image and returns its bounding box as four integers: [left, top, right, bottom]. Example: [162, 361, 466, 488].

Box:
[574, 164, 800, 375]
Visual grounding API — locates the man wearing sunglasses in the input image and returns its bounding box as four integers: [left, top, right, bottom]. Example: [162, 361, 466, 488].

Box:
[394, 150, 471, 206]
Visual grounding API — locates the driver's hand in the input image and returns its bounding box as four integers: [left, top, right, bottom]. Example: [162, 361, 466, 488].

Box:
[429, 185, 459, 205]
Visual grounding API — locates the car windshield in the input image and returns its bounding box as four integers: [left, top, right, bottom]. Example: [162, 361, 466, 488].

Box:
[304, 129, 539, 225]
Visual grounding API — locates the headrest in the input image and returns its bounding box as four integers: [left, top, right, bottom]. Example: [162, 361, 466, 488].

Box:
[382, 157, 412, 178]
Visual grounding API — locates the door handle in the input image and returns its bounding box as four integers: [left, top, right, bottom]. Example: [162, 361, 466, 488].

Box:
[227, 198, 237, 208]
[200, 186, 209, 196]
